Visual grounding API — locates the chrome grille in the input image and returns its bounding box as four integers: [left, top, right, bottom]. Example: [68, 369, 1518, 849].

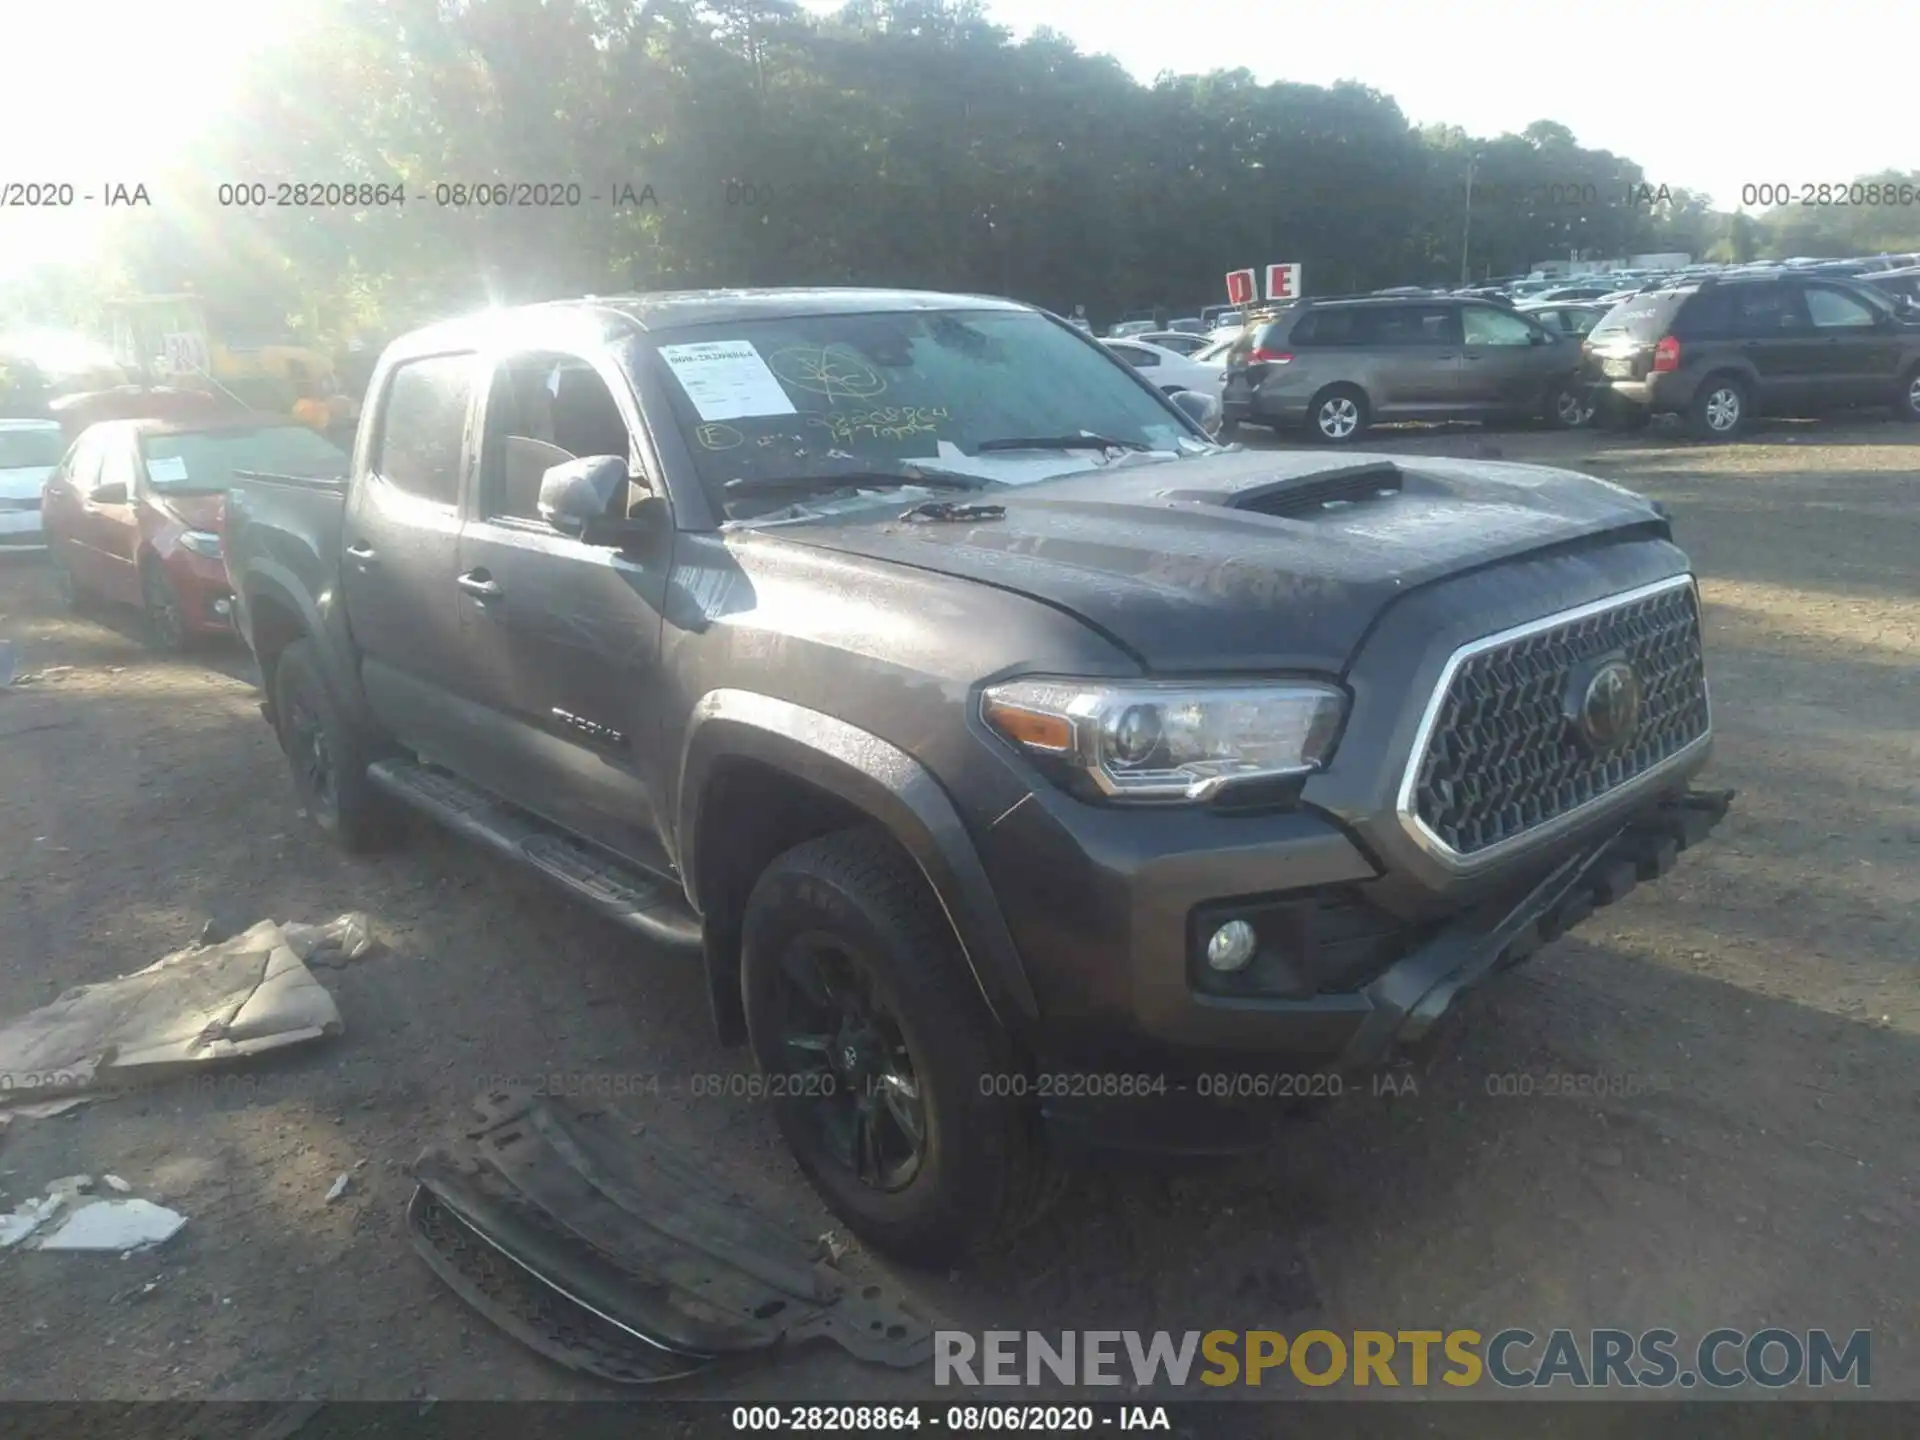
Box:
[1405, 578, 1709, 861]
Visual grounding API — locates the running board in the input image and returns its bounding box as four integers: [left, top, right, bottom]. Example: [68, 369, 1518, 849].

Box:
[366, 758, 702, 952]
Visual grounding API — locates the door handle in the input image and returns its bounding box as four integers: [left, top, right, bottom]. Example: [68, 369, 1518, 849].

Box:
[345, 541, 378, 568]
[456, 570, 504, 600]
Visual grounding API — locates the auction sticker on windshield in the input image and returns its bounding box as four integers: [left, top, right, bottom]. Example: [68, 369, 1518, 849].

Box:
[657, 340, 797, 421]
[146, 455, 190, 484]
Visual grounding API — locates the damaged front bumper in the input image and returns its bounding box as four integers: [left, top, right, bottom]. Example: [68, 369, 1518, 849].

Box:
[1038, 786, 1735, 1157]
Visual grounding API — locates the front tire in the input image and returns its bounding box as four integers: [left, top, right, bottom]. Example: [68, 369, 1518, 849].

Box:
[141, 561, 191, 651]
[273, 639, 397, 853]
[741, 828, 1054, 1266]
[1687, 374, 1748, 441]
[1308, 385, 1369, 444]
[1898, 364, 1920, 423]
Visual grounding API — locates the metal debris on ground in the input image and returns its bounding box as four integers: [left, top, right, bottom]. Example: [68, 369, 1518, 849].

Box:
[0, 918, 348, 1107]
[407, 1088, 935, 1385]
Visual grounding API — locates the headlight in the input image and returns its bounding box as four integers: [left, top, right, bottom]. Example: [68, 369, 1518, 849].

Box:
[178, 530, 223, 558]
[980, 677, 1348, 803]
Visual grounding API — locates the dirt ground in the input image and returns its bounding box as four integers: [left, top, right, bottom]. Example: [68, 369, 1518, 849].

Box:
[0, 415, 1914, 1413]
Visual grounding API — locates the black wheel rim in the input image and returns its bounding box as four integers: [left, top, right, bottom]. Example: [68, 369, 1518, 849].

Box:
[776, 933, 927, 1193]
[284, 693, 338, 822]
[145, 571, 185, 648]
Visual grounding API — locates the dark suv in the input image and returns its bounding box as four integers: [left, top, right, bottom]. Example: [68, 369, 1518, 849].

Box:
[1583, 273, 1920, 439]
[1222, 295, 1592, 443]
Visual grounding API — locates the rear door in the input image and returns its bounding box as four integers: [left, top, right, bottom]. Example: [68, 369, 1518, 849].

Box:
[1799, 282, 1903, 407]
[1718, 283, 1821, 411]
[342, 350, 483, 756]
[1366, 304, 1463, 414]
[453, 346, 674, 865]
[40, 433, 99, 571]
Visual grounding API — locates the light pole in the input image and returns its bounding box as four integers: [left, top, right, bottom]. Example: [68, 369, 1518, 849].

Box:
[1459, 154, 1477, 287]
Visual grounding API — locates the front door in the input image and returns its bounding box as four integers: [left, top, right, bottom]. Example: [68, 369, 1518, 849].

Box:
[1458, 304, 1553, 414]
[341, 350, 482, 760]
[454, 349, 674, 869]
[1799, 283, 1904, 408]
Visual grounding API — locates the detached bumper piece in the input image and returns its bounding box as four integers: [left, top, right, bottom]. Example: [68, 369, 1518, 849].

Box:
[406, 1089, 932, 1385]
[1338, 785, 1735, 1070]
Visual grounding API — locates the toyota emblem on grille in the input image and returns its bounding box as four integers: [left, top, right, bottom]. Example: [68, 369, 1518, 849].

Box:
[1568, 657, 1642, 751]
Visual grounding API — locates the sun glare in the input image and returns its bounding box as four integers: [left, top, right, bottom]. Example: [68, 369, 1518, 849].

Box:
[0, 0, 301, 279]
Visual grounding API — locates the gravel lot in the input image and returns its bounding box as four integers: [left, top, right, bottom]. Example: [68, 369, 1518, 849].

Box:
[0, 417, 1914, 1413]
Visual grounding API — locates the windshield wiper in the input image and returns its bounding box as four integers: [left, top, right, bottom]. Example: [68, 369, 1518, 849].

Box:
[724, 467, 992, 499]
[974, 434, 1151, 454]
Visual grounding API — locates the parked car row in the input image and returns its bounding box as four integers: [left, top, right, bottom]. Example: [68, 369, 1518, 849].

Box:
[1215, 253, 1920, 443]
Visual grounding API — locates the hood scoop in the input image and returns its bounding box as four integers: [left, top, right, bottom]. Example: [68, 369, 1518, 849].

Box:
[1226, 461, 1406, 518]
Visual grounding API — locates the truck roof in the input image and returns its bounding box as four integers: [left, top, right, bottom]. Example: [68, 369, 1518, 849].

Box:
[390, 288, 1036, 355]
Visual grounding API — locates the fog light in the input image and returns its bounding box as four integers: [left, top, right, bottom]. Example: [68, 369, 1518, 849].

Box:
[1205, 920, 1257, 972]
[213, 597, 232, 617]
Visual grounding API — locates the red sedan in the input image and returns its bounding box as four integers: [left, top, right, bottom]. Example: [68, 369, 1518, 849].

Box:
[41, 416, 348, 649]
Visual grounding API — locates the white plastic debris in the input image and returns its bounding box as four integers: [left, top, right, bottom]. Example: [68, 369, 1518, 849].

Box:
[37, 1198, 186, 1252]
[325, 1172, 352, 1203]
[103, 1174, 132, 1193]
[0, 1194, 65, 1248]
[0, 919, 345, 1104]
[279, 914, 377, 968]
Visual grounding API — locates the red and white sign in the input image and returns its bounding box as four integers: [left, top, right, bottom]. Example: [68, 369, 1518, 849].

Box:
[1224, 269, 1257, 307]
[1266, 263, 1302, 302]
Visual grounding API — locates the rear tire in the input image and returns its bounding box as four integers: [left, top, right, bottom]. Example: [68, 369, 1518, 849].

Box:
[273, 639, 398, 853]
[1308, 385, 1369, 444]
[741, 828, 1056, 1266]
[48, 547, 88, 612]
[1687, 373, 1748, 441]
[1547, 382, 1597, 429]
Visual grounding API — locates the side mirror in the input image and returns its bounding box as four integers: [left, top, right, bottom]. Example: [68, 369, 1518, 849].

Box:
[1170, 388, 1223, 438]
[538, 455, 628, 537]
[91, 481, 129, 505]
[580, 494, 670, 551]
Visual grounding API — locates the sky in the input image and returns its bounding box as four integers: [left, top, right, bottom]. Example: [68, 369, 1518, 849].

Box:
[0, 0, 1904, 282]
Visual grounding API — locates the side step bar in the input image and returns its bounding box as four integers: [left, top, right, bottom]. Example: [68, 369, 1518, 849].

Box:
[366, 758, 703, 953]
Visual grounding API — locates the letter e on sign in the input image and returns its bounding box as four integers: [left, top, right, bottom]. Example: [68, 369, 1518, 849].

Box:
[1266, 264, 1302, 302]
[1225, 270, 1257, 307]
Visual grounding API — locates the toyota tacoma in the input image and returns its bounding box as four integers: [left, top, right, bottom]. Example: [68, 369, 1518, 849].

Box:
[222, 289, 1730, 1264]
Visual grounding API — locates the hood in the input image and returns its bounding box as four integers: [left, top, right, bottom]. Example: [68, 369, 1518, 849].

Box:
[152, 491, 227, 531]
[779, 449, 1668, 673]
[0, 465, 54, 500]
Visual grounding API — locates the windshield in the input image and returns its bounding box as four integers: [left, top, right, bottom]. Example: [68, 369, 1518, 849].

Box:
[633, 308, 1202, 520]
[0, 426, 63, 470]
[141, 425, 349, 492]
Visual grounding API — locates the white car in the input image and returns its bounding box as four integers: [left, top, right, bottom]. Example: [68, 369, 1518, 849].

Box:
[1101, 338, 1227, 395]
[0, 418, 63, 552]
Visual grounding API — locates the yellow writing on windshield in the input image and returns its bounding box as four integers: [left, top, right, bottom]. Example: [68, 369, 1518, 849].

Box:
[768, 345, 888, 401]
[808, 407, 950, 443]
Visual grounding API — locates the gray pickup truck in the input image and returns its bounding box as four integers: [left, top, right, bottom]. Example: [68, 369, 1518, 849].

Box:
[225, 288, 1730, 1264]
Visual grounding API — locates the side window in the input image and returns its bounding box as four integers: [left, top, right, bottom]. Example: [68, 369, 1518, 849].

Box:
[1731, 285, 1808, 336]
[478, 352, 632, 523]
[1803, 286, 1876, 329]
[98, 442, 138, 500]
[373, 354, 476, 506]
[1291, 310, 1355, 346]
[1462, 306, 1539, 346]
[1112, 344, 1159, 368]
[1372, 305, 1458, 346]
[65, 436, 103, 492]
